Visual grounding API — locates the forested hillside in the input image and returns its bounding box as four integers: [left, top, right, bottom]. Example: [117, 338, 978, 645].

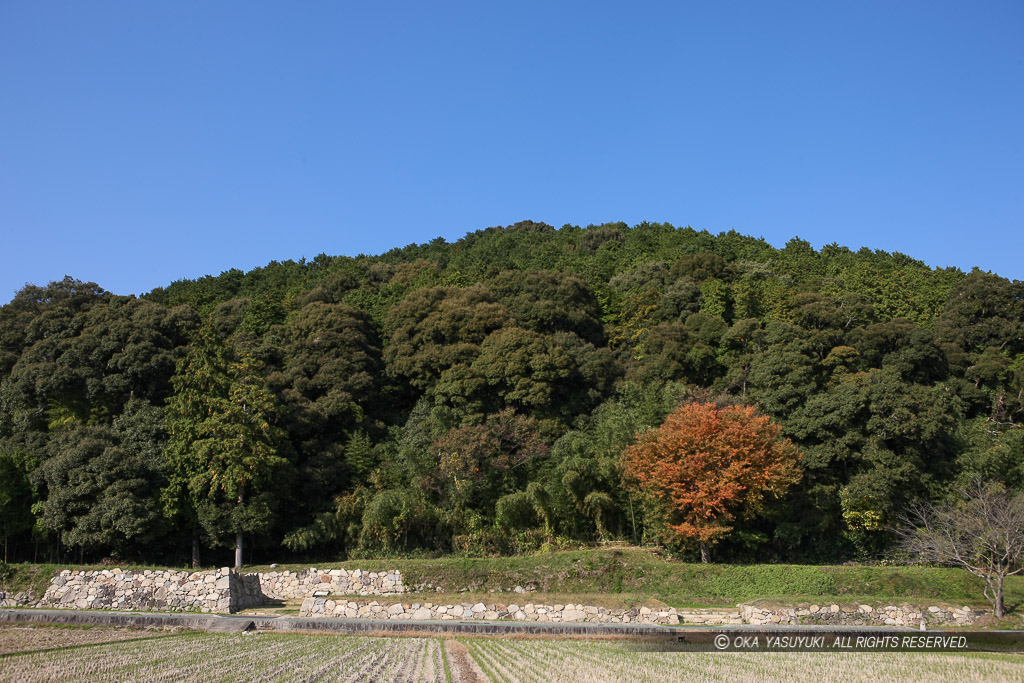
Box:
[1, 221, 1021, 566]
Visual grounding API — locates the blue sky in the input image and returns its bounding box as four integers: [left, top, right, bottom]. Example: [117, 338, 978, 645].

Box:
[1, 1, 1021, 302]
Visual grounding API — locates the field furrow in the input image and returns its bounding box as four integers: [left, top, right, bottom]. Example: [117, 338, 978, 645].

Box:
[458, 640, 1024, 683]
[3, 630, 1023, 682]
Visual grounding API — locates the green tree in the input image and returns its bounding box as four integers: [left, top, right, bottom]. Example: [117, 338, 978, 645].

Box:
[268, 300, 382, 525]
[488, 269, 605, 344]
[163, 327, 288, 568]
[383, 285, 508, 393]
[358, 488, 444, 554]
[33, 418, 165, 561]
[435, 327, 619, 434]
[0, 449, 34, 562]
[429, 409, 549, 529]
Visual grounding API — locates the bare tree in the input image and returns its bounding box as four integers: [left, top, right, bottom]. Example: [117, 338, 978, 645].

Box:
[898, 482, 1024, 618]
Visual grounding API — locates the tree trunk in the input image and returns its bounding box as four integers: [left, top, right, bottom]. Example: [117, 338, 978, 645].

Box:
[235, 488, 245, 570]
[191, 528, 201, 569]
[700, 542, 710, 563]
[628, 496, 637, 544]
[995, 577, 1005, 619]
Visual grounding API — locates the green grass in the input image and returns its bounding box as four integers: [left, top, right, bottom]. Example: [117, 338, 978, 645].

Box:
[250, 548, 1024, 610]
[5, 548, 1023, 613]
[0, 563, 62, 600]
[440, 640, 452, 683]
[245, 548, 1024, 610]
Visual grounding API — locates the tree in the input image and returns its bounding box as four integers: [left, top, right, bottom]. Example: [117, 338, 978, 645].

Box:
[435, 327, 618, 434]
[269, 301, 382, 521]
[358, 488, 444, 553]
[0, 449, 34, 563]
[622, 402, 802, 561]
[898, 482, 1024, 618]
[383, 285, 508, 392]
[487, 269, 605, 345]
[163, 327, 288, 568]
[429, 409, 549, 522]
[32, 402, 167, 562]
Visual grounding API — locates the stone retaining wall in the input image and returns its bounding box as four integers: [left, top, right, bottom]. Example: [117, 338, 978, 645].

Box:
[301, 599, 982, 627]
[300, 598, 714, 625]
[252, 568, 406, 601]
[741, 603, 980, 627]
[1, 566, 408, 614]
[39, 568, 235, 613]
[0, 591, 38, 608]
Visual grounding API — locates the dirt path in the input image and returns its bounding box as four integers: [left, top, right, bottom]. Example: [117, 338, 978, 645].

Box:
[444, 638, 487, 683]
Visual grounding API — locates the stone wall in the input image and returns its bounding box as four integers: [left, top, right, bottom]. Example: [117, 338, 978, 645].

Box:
[39, 568, 235, 613]
[0, 591, 37, 608]
[301, 599, 982, 627]
[1, 566, 408, 614]
[252, 568, 406, 601]
[301, 598, 711, 625]
[230, 572, 266, 613]
[741, 603, 981, 627]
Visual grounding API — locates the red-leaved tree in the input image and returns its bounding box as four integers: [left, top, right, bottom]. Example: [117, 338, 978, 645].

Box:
[622, 402, 802, 562]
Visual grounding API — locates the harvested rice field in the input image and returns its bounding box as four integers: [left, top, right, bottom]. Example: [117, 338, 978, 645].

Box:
[465, 637, 1024, 683]
[0, 624, 178, 656]
[0, 628, 1022, 682]
[0, 631, 447, 682]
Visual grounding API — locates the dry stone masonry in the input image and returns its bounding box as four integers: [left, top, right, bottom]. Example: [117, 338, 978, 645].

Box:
[298, 599, 981, 627]
[299, 599, 741, 625]
[3, 566, 408, 614]
[741, 603, 981, 627]
[250, 568, 407, 601]
[40, 568, 236, 613]
[0, 591, 37, 608]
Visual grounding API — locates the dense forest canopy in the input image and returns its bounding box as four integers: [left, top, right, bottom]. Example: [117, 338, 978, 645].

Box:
[1, 220, 1022, 566]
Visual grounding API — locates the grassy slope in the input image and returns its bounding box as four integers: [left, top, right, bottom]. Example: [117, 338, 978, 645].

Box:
[1, 564, 63, 600]
[247, 548, 1024, 609]
[5, 548, 1023, 611]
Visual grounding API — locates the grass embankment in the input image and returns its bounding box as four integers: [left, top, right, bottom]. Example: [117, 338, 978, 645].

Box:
[6, 548, 1023, 612]
[1, 563, 62, 601]
[251, 547, 1024, 611]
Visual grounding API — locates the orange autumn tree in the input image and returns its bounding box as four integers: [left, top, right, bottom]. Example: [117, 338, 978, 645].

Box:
[622, 402, 802, 562]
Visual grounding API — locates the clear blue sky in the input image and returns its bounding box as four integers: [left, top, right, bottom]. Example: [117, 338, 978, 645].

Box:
[2, 1, 1021, 302]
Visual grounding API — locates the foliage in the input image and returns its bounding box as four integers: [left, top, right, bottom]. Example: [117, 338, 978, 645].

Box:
[622, 402, 802, 560]
[2, 221, 1021, 565]
[0, 449, 34, 562]
[162, 327, 289, 565]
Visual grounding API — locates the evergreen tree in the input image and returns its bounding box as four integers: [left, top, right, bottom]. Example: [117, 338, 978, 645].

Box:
[162, 326, 288, 568]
